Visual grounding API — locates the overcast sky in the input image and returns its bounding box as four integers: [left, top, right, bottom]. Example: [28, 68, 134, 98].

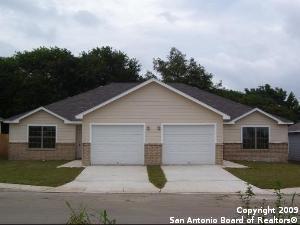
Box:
[0, 0, 299, 98]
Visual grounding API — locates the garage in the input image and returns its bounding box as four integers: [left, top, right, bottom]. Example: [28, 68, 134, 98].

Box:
[91, 124, 144, 165]
[289, 132, 300, 161]
[162, 124, 216, 165]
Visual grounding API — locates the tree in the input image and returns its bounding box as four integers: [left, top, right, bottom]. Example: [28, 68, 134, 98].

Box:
[143, 71, 158, 80]
[153, 48, 214, 90]
[77, 47, 142, 92]
[0, 46, 142, 118]
[215, 84, 300, 122]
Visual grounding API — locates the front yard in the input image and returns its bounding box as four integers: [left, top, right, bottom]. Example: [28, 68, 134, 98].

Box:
[0, 160, 83, 187]
[225, 161, 300, 189]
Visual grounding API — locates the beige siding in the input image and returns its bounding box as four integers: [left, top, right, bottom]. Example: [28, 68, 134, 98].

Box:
[224, 111, 288, 143]
[9, 111, 76, 143]
[82, 82, 223, 143]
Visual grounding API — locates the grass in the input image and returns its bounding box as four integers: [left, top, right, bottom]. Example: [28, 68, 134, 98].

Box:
[225, 161, 300, 189]
[0, 159, 83, 187]
[147, 165, 167, 189]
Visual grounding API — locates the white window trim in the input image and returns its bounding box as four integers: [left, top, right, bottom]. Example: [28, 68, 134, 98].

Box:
[27, 124, 57, 149]
[240, 125, 270, 149]
[75, 79, 230, 120]
[89, 123, 146, 144]
[161, 123, 217, 144]
[225, 108, 293, 125]
[5, 107, 81, 124]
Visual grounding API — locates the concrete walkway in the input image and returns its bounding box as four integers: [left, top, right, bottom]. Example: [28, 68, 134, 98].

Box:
[57, 160, 84, 168]
[0, 183, 52, 192]
[161, 165, 268, 194]
[222, 160, 248, 168]
[52, 166, 158, 193]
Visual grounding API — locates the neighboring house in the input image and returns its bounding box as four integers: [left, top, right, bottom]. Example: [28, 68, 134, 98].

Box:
[288, 123, 300, 161]
[4, 79, 292, 166]
[0, 117, 2, 134]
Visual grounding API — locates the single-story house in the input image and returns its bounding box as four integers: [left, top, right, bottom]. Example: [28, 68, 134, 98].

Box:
[288, 122, 300, 161]
[0, 117, 3, 134]
[5, 79, 292, 166]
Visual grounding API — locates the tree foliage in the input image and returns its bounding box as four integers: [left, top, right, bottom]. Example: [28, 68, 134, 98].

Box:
[0, 46, 142, 118]
[153, 48, 214, 90]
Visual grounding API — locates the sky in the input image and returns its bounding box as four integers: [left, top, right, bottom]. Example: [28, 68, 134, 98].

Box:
[0, 0, 299, 98]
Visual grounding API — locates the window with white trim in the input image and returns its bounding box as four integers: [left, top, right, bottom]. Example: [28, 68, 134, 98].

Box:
[28, 126, 56, 149]
[242, 127, 269, 149]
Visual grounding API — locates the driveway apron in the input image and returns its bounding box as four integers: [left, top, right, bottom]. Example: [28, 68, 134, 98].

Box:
[53, 166, 158, 193]
[161, 165, 267, 194]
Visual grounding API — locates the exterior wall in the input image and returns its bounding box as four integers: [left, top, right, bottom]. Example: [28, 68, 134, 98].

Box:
[9, 143, 75, 160]
[9, 111, 76, 143]
[144, 144, 162, 165]
[223, 111, 288, 143]
[223, 143, 288, 162]
[8, 110, 77, 160]
[82, 82, 224, 144]
[82, 143, 91, 166]
[215, 144, 223, 165]
[223, 112, 288, 162]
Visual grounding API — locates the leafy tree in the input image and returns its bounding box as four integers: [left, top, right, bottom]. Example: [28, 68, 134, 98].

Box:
[0, 46, 142, 118]
[143, 71, 158, 80]
[77, 47, 142, 92]
[214, 85, 300, 122]
[153, 48, 214, 90]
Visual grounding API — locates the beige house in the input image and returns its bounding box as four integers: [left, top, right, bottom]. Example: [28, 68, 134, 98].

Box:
[5, 79, 292, 166]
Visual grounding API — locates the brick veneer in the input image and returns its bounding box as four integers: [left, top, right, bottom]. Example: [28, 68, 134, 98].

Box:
[9, 143, 75, 160]
[223, 143, 288, 162]
[215, 144, 223, 165]
[144, 143, 162, 165]
[82, 143, 91, 166]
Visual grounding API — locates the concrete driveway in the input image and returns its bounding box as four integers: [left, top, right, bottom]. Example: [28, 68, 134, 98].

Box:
[53, 166, 158, 193]
[161, 165, 266, 194]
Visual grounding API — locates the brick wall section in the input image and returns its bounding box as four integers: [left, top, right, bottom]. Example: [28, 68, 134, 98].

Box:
[82, 143, 91, 166]
[9, 143, 75, 160]
[215, 144, 223, 165]
[223, 143, 288, 162]
[144, 143, 162, 165]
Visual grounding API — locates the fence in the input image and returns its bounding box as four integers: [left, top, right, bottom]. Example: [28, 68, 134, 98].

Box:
[0, 134, 8, 158]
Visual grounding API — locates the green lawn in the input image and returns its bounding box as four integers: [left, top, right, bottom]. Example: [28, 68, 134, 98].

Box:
[0, 160, 83, 187]
[225, 161, 300, 189]
[147, 165, 167, 189]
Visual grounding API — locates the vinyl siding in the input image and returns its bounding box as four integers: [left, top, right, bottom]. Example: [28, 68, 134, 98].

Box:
[9, 111, 76, 143]
[223, 111, 288, 143]
[82, 82, 223, 143]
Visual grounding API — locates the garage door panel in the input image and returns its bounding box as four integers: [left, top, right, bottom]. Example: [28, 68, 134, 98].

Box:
[91, 125, 144, 165]
[165, 144, 214, 152]
[163, 125, 215, 165]
[93, 138, 143, 144]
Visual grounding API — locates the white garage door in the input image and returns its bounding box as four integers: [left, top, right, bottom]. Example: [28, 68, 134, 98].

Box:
[163, 125, 215, 165]
[91, 125, 144, 165]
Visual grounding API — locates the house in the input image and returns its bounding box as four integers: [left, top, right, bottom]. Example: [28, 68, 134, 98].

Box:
[0, 117, 2, 134]
[288, 123, 300, 161]
[4, 79, 292, 166]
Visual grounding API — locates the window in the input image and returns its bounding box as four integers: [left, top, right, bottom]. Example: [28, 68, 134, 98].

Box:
[28, 126, 56, 149]
[242, 127, 269, 149]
